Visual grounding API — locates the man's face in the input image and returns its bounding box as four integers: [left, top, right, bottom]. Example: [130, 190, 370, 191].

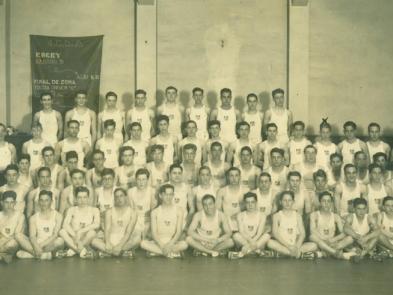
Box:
[158, 120, 169, 133]
[247, 96, 258, 111]
[165, 89, 177, 103]
[102, 174, 114, 189]
[75, 93, 87, 107]
[135, 93, 147, 107]
[38, 194, 52, 211]
[240, 150, 252, 165]
[320, 127, 331, 141]
[375, 156, 387, 170]
[368, 126, 380, 141]
[228, 170, 240, 185]
[170, 168, 183, 183]
[273, 93, 285, 107]
[39, 171, 52, 187]
[271, 152, 283, 168]
[18, 159, 30, 172]
[186, 123, 197, 137]
[354, 204, 367, 219]
[130, 126, 142, 140]
[292, 125, 305, 139]
[320, 195, 333, 212]
[5, 170, 18, 185]
[67, 158, 79, 171]
[209, 124, 221, 138]
[160, 188, 174, 206]
[136, 174, 148, 189]
[354, 153, 368, 169]
[92, 153, 105, 168]
[104, 125, 116, 138]
[266, 127, 277, 141]
[183, 148, 196, 163]
[199, 168, 211, 185]
[152, 149, 163, 162]
[76, 192, 90, 207]
[202, 197, 216, 216]
[344, 126, 356, 140]
[344, 167, 357, 183]
[304, 147, 317, 163]
[281, 194, 294, 210]
[258, 176, 271, 191]
[288, 176, 301, 191]
[314, 176, 327, 190]
[43, 151, 55, 165]
[114, 190, 127, 207]
[121, 150, 134, 165]
[238, 125, 250, 139]
[106, 95, 117, 108]
[71, 172, 85, 187]
[41, 95, 53, 109]
[383, 200, 393, 215]
[370, 167, 382, 183]
[193, 90, 204, 104]
[31, 126, 42, 139]
[245, 197, 257, 212]
[220, 91, 232, 106]
[330, 156, 343, 170]
[68, 122, 80, 137]
[1, 198, 15, 212]
[210, 145, 222, 160]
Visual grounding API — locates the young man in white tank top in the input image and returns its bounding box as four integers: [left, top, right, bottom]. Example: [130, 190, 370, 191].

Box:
[0, 191, 25, 264]
[98, 91, 125, 142]
[16, 190, 64, 260]
[65, 90, 97, 146]
[216, 167, 246, 232]
[314, 120, 338, 170]
[0, 165, 30, 214]
[287, 171, 312, 216]
[203, 120, 228, 163]
[33, 92, 63, 146]
[309, 191, 355, 260]
[256, 123, 289, 169]
[288, 121, 311, 167]
[230, 192, 271, 259]
[204, 141, 230, 191]
[344, 198, 379, 259]
[267, 148, 289, 192]
[326, 153, 344, 190]
[55, 120, 90, 168]
[193, 166, 218, 212]
[0, 123, 17, 186]
[252, 172, 277, 216]
[334, 164, 367, 217]
[123, 122, 148, 167]
[373, 152, 392, 188]
[17, 154, 34, 190]
[366, 122, 390, 162]
[127, 168, 157, 240]
[180, 144, 200, 188]
[146, 144, 169, 189]
[59, 186, 100, 258]
[22, 122, 51, 170]
[140, 184, 188, 258]
[242, 93, 263, 146]
[149, 115, 178, 165]
[263, 88, 293, 145]
[26, 167, 60, 218]
[95, 168, 116, 216]
[156, 86, 184, 139]
[338, 121, 368, 165]
[186, 194, 234, 257]
[95, 119, 122, 169]
[91, 188, 138, 258]
[41, 146, 63, 191]
[126, 89, 154, 141]
[236, 146, 261, 191]
[366, 164, 392, 215]
[186, 87, 210, 140]
[86, 149, 105, 189]
[227, 121, 255, 166]
[178, 120, 205, 165]
[377, 196, 393, 254]
[210, 88, 240, 143]
[57, 151, 84, 192]
[310, 169, 333, 211]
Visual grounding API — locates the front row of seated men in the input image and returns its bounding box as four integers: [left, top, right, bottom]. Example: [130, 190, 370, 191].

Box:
[1, 179, 393, 264]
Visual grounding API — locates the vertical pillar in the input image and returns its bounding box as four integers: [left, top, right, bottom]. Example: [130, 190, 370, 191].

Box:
[0, 0, 7, 123]
[135, 0, 157, 106]
[288, 0, 309, 123]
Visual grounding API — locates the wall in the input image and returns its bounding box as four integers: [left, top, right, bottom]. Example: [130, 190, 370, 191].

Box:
[309, 0, 393, 136]
[156, 0, 288, 110]
[8, 0, 135, 131]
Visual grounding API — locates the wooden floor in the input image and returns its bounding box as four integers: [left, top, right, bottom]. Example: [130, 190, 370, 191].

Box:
[1, 255, 392, 295]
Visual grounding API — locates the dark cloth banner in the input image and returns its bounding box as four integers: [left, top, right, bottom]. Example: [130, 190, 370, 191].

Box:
[30, 35, 103, 114]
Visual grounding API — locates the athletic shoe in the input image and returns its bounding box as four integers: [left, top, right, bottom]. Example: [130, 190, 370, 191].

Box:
[66, 249, 77, 257]
[211, 251, 219, 258]
[0, 253, 13, 264]
[16, 250, 34, 259]
[122, 250, 134, 258]
[258, 250, 276, 258]
[55, 250, 68, 259]
[98, 251, 111, 258]
[40, 252, 52, 260]
[166, 252, 183, 259]
[315, 251, 326, 259]
[300, 252, 316, 260]
[193, 250, 208, 257]
[228, 251, 244, 260]
[80, 248, 95, 259]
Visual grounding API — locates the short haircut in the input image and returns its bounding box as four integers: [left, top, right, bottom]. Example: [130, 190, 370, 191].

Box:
[101, 168, 115, 178]
[5, 164, 19, 174]
[39, 190, 53, 200]
[272, 88, 284, 97]
[270, 147, 284, 157]
[304, 145, 317, 153]
[165, 86, 177, 93]
[65, 151, 78, 161]
[159, 183, 174, 195]
[313, 169, 327, 181]
[280, 190, 294, 201]
[208, 120, 221, 128]
[353, 197, 367, 208]
[368, 163, 382, 174]
[75, 90, 87, 97]
[382, 196, 393, 206]
[192, 87, 204, 95]
[210, 141, 222, 150]
[129, 122, 142, 131]
[169, 163, 183, 173]
[135, 89, 147, 96]
[237, 121, 250, 130]
[92, 149, 105, 158]
[319, 118, 331, 131]
[136, 168, 150, 179]
[198, 166, 211, 175]
[227, 166, 241, 176]
[201, 194, 215, 204]
[103, 119, 116, 129]
[354, 150, 366, 159]
[40, 92, 53, 100]
[183, 143, 197, 152]
[344, 163, 356, 173]
[156, 114, 169, 124]
[19, 153, 31, 163]
[287, 170, 302, 180]
[70, 168, 85, 178]
[292, 121, 305, 130]
[42, 146, 55, 156]
[120, 145, 135, 155]
[318, 191, 333, 202]
[220, 88, 232, 97]
[368, 122, 380, 132]
[114, 187, 127, 196]
[259, 172, 272, 181]
[2, 190, 17, 201]
[151, 144, 164, 153]
[185, 120, 197, 128]
[37, 166, 51, 176]
[266, 122, 278, 130]
[75, 186, 89, 196]
[105, 91, 117, 99]
[240, 146, 252, 155]
[243, 191, 257, 202]
[373, 152, 387, 162]
[343, 121, 357, 130]
[330, 153, 343, 162]
[67, 119, 80, 127]
[246, 93, 258, 102]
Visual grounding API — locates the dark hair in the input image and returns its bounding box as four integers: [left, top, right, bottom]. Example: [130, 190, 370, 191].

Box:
[313, 169, 327, 181]
[192, 87, 204, 95]
[75, 186, 90, 196]
[19, 153, 31, 163]
[101, 168, 115, 178]
[201, 194, 215, 204]
[220, 88, 232, 97]
[237, 121, 250, 130]
[259, 172, 272, 181]
[382, 196, 393, 206]
[270, 147, 284, 157]
[287, 171, 302, 180]
[92, 149, 105, 158]
[266, 122, 278, 130]
[319, 118, 331, 131]
[368, 122, 380, 132]
[183, 143, 197, 152]
[210, 141, 222, 150]
[240, 146, 252, 155]
[42, 146, 55, 156]
[70, 168, 85, 178]
[243, 191, 257, 202]
[40, 92, 53, 100]
[344, 163, 356, 173]
[169, 163, 183, 173]
[343, 121, 357, 130]
[105, 91, 117, 100]
[208, 120, 221, 128]
[280, 190, 294, 201]
[159, 183, 174, 195]
[2, 190, 17, 201]
[272, 88, 284, 97]
[318, 191, 333, 202]
[39, 190, 53, 200]
[136, 168, 150, 179]
[292, 121, 305, 130]
[75, 90, 87, 97]
[246, 93, 258, 102]
[114, 187, 127, 196]
[199, 166, 211, 175]
[37, 166, 51, 176]
[353, 197, 367, 208]
[156, 114, 170, 125]
[65, 151, 78, 161]
[135, 89, 147, 96]
[5, 164, 19, 174]
[330, 153, 343, 162]
[368, 163, 382, 174]
[67, 119, 80, 128]
[151, 144, 164, 153]
[165, 86, 178, 93]
[103, 119, 116, 129]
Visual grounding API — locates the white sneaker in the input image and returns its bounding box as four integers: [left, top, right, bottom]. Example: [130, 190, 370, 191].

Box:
[66, 249, 77, 257]
[343, 251, 357, 260]
[211, 251, 219, 257]
[16, 250, 34, 259]
[40, 252, 52, 260]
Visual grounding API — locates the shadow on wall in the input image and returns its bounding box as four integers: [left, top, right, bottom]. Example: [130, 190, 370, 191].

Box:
[18, 95, 33, 131]
[121, 92, 133, 110]
[259, 91, 270, 112]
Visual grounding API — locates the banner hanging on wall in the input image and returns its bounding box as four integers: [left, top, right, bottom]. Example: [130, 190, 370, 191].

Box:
[30, 35, 103, 115]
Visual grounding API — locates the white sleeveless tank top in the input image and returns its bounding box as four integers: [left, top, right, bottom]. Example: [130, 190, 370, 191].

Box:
[129, 108, 151, 141]
[39, 110, 58, 146]
[216, 107, 237, 143]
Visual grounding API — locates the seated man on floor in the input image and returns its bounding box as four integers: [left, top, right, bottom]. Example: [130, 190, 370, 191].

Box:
[186, 194, 234, 257]
[376, 196, 393, 257]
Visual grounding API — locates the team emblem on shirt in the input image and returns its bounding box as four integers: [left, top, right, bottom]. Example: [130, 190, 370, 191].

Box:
[206, 230, 212, 236]
[117, 220, 123, 227]
[232, 203, 238, 208]
[164, 220, 171, 226]
[287, 228, 294, 234]
[43, 227, 50, 232]
[137, 205, 143, 211]
[323, 229, 330, 235]
[5, 228, 10, 234]
[260, 207, 266, 212]
[80, 222, 86, 228]
[248, 225, 254, 231]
